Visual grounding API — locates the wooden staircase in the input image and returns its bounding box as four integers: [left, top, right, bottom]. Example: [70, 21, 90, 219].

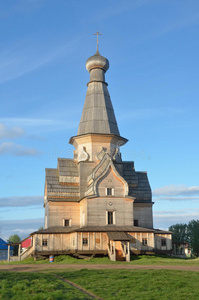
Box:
[116, 250, 125, 261]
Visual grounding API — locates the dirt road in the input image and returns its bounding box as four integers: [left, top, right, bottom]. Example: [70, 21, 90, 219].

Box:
[1, 264, 199, 272]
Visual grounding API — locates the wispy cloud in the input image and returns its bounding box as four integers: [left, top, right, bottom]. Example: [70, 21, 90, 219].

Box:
[0, 0, 45, 18]
[87, 0, 150, 23]
[118, 107, 185, 122]
[0, 196, 43, 207]
[0, 142, 41, 156]
[153, 184, 199, 199]
[150, 11, 199, 40]
[155, 208, 199, 216]
[0, 122, 25, 139]
[0, 218, 44, 241]
[0, 118, 78, 130]
[0, 35, 82, 84]
[154, 208, 199, 229]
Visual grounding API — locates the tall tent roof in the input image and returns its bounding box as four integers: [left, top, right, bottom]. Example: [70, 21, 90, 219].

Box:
[77, 50, 120, 136]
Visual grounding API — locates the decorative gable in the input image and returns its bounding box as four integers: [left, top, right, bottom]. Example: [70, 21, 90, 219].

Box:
[85, 150, 129, 197]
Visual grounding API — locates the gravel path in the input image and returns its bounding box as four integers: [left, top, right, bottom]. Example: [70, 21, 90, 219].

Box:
[1, 264, 199, 272]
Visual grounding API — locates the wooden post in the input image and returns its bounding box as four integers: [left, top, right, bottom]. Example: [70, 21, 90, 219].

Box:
[127, 241, 130, 262]
[7, 245, 10, 263]
[94, 233, 96, 250]
[18, 244, 21, 261]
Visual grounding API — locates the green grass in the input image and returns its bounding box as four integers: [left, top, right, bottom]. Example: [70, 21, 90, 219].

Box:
[0, 271, 93, 299]
[1, 254, 199, 266]
[1, 269, 199, 300]
[57, 269, 199, 300]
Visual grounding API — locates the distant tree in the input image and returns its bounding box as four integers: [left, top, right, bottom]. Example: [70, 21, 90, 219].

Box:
[7, 234, 21, 256]
[187, 219, 199, 257]
[168, 223, 188, 242]
[38, 226, 44, 231]
[8, 234, 21, 244]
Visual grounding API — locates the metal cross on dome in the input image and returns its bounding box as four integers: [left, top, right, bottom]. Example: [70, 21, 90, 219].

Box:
[93, 31, 102, 52]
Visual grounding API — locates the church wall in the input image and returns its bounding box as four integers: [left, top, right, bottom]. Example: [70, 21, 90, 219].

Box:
[79, 161, 95, 198]
[80, 199, 87, 227]
[86, 198, 133, 226]
[47, 202, 80, 228]
[76, 232, 108, 251]
[128, 232, 155, 251]
[133, 203, 153, 229]
[44, 203, 49, 229]
[155, 233, 172, 251]
[34, 233, 71, 252]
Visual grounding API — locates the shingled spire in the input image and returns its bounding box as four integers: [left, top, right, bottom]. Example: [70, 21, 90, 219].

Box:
[77, 50, 120, 136]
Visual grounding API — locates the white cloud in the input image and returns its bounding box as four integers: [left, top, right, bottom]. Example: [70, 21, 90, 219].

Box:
[0, 142, 41, 156]
[0, 196, 43, 207]
[154, 208, 199, 230]
[0, 218, 44, 241]
[153, 184, 199, 201]
[153, 212, 199, 229]
[155, 208, 199, 215]
[0, 118, 78, 132]
[0, 122, 24, 139]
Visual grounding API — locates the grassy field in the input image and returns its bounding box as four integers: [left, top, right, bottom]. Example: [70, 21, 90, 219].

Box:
[1, 254, 199, 266]
[1, 269, 199, 299]
[0, 271, 93, 299]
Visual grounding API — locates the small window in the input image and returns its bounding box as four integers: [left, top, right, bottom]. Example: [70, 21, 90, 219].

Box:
[63, 219, 71, 227]
[64, 219, 70, 227]
[107, 188, 112, 195]
[161, 238, 166, 246]
[42, 239, 48, 246]
[108, 211, 113, 225]
[82, 238, 88, 245]
[134, 220, 139, 227]
[106, 188, 114, 196]
[142, 238, 147, 246]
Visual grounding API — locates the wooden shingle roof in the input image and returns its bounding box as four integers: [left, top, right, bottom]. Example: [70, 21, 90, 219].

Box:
[107, 232, 132, 241]
[45, 158, 80, 202]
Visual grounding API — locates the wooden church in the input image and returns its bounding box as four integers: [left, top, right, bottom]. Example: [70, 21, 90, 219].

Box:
[20, 45, 172, 262]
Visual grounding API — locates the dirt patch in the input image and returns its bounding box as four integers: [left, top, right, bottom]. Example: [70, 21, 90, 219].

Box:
[1, 264, 199, 272]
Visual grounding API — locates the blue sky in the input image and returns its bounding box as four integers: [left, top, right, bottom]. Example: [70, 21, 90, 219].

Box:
[0, 0, 199, 241]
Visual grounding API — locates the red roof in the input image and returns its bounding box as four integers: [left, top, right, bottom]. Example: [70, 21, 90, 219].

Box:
[21, 238, 31, 248]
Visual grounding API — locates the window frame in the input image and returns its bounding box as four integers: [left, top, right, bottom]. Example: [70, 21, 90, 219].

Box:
[142, 238, 148, 246]
[134, 220, 139, 227]
[82, 238, 88, 246]
[63, 219, 71, 227]
[42, 239, 48, 246]
[161, 238, 166, 246]
[106, 210, 115, 225]
[106, 188, 114, 196]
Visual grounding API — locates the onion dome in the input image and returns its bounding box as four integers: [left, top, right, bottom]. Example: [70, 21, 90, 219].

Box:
[86, 50, 109, 72]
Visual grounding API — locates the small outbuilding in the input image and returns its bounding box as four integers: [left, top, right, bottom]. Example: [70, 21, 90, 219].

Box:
[0, 238, 13, 261]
